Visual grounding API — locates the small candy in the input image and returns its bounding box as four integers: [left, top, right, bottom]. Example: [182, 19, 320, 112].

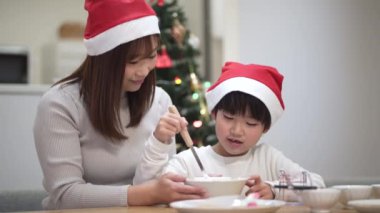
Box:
[249, 192, 260, 199]
[247, 201, 258, 207]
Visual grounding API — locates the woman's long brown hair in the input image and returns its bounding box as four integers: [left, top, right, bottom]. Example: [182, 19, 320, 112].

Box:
[55, 35, 159, 142]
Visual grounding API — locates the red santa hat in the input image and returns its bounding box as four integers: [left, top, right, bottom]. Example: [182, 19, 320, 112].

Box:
[206, 62, 285, 125]
[83, 0, 160, 56]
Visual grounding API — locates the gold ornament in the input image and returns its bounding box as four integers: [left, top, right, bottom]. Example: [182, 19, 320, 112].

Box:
[171, 19, 187, 46]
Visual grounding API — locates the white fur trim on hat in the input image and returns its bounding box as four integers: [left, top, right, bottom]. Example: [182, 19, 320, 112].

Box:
[84, 16, 159, 56]
[205, 77, 284, 125]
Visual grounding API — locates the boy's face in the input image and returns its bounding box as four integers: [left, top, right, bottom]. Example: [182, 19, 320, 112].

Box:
[213, 109, 266, 157]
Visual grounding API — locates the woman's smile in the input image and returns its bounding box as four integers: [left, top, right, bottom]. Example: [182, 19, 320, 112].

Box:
[131, 79, 144, 85]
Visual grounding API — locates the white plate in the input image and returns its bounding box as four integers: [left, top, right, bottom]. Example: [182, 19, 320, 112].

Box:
[348, 199, 380, 213]
[170, 195, 286, 213]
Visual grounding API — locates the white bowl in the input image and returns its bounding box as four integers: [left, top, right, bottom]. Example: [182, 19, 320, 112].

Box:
[185, 177, 247, 197]
[348, 199, 380, 213]
[332, 185, 372, 205]
[372, 184, 380, 198]
[298, 188, 341, 212]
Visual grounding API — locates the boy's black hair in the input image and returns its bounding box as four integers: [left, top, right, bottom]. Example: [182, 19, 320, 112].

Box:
[212, 91, 271, 131]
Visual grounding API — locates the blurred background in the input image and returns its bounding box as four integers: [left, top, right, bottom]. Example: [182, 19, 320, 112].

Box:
[0, 0, 379, 202]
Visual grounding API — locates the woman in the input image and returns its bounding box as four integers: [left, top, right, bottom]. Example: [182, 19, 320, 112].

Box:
[33, 0, 206, 209]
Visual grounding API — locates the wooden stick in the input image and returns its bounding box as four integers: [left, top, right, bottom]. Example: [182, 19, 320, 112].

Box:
[168, 105, 205, 172]
[168, 105, 194, 147]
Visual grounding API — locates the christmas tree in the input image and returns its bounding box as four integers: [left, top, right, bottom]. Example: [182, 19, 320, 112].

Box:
[150, 0, 217, 152]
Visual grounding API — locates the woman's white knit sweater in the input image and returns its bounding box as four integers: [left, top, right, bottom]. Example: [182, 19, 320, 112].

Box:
[33, 83, 175, 209]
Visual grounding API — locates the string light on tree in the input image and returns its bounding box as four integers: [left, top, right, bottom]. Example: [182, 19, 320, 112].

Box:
[174, 76, 182, 85]
[192, 92, 199, 100]
[193, 120, 203, 128]
[203, 81, 211, 90]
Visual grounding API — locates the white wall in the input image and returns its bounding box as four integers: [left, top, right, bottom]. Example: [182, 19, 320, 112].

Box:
[179, 0, 207, 79]
[0, 85, 49, 191]
[222, 0, 380, 185]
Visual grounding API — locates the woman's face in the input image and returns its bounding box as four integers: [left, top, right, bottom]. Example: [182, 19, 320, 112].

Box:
[123, 39, 158, 92]
[213, 109, 266, 157]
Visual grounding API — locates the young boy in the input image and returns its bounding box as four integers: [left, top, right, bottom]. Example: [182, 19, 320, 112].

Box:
[159, 61, 325, 200]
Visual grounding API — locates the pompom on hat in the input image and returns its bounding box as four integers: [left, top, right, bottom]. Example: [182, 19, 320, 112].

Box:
[206, 62, 285, 125]
[83, 0, 160, 56]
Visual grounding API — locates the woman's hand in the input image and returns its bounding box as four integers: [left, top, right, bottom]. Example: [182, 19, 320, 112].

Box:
[128, 173, 207, 206]
[245, 175, 274, 199]
[154, 111, 188, 143]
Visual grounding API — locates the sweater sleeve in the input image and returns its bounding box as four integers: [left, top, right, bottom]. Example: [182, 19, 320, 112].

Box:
[34, 88, 128, 209]
[133, 88, 176, 185]
[160, 153, 192, 177]
[133, 134, 176, 184]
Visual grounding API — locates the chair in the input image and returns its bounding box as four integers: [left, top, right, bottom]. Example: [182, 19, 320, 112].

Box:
[0, 190, 47, 212]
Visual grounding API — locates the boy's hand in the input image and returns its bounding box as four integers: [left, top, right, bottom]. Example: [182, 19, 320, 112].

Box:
[245, 175, 274, 199]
